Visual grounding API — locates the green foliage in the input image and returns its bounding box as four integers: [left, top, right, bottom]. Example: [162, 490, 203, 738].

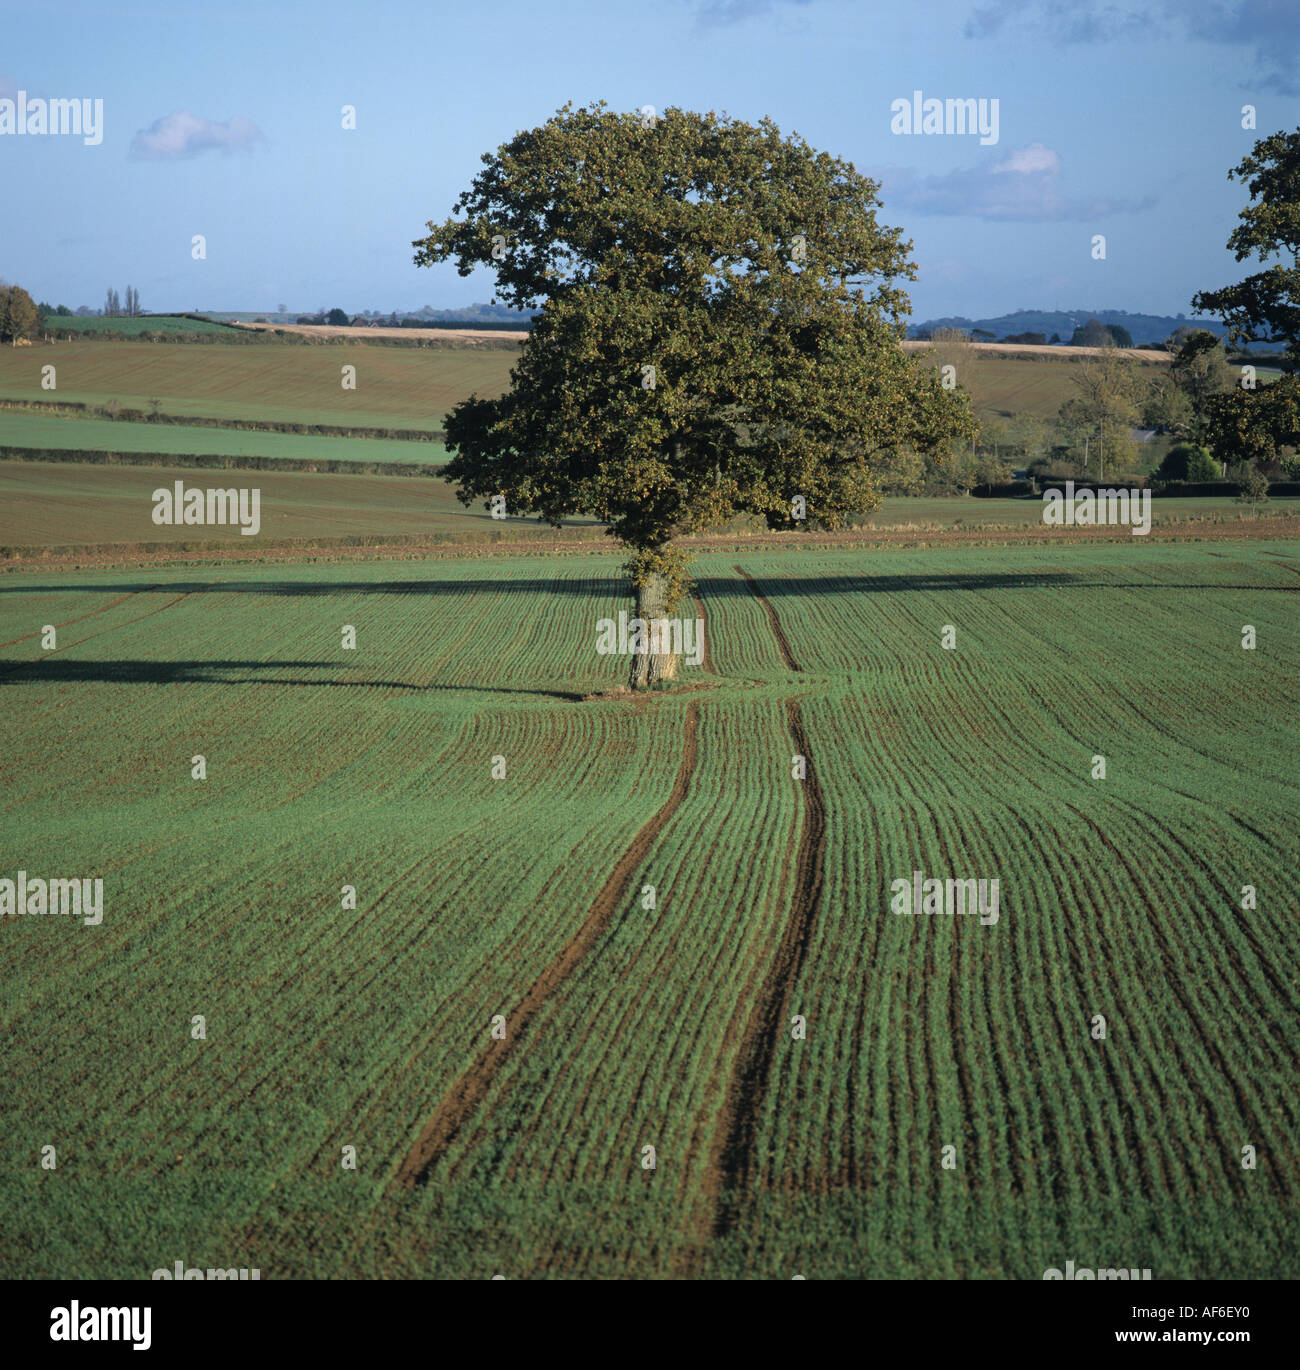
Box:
[418, 102, 976, 583]
[623, 543, 694, 614]
[1055, 341, 1143, 474]
[1192, 128, 1300, 361]
[1158, 442, 1220, 481]
[1203, 372, 1300, 470]
[326, 307, 350, 326]
[0, 283, 40, 342]
[1237, 466, 1270, 502]
[1070, 318, 1132, 349]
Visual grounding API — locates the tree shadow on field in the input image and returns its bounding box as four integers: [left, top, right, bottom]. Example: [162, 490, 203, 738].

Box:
[0, 658, 585, 700]
[0, 570, 1292, 601]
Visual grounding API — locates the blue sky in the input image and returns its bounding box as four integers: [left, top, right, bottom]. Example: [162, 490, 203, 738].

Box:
[3, 0, 1297, 321]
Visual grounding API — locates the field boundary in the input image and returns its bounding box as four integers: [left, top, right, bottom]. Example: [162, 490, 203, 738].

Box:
[0, 446, 443, 478]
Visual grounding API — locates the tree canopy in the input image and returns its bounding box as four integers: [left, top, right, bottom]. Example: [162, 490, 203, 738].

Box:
[414, 103, 974, 683]
[0, 282, 39, 343]
[1192, 127, 1300, 361]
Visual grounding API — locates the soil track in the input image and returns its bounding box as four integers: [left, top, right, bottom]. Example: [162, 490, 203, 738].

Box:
[391, 701, 701, 1190]
[698, 698, 826, 1254]
[682, 567, 826, 1269]
[733, 565, 800, 670]
[0, 586, 157, 648]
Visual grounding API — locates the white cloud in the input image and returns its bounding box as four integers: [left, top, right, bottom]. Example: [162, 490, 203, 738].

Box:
[877, 144, 1154, 221]
[130, 111, 263, 160]
[993, 142, 1060, 175]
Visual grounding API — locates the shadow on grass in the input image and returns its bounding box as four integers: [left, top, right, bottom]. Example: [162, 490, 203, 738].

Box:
[0, 657, 586, 699]
[0, 568, 1295, 603]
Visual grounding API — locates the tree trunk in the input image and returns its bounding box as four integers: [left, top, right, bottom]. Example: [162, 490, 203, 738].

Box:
[627, 570, 680, 689]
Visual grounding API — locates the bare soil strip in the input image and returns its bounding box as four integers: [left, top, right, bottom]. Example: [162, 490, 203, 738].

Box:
[733, 564, 800, 671]
[391, 701, 701, 1190]
[694, 697, 826, 1261]
[692, 593, 715, 674]
[682, 570, 825, 1268]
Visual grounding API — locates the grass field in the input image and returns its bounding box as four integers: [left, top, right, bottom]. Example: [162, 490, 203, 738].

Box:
[0, 342, 517, 430]
[45, 316, 239, 337]
[2, 460, 1294, 552]
[0, 461, 597, 548]
[1, 539, 1295, 1278]
[2, 338, 1156, 436]
[0, 411, 448, 465]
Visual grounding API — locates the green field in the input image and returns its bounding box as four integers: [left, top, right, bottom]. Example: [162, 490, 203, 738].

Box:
[3, 459, 1293, 552]
[45, 315, 240, 337]
[0, 461, 605, 548]
[910, 351, 1170, 424]
[0, 342, 517, 430]
[0, 410, 448, 465]
[4, 339, 1147, 437]
[1, 539, 1295, 1278]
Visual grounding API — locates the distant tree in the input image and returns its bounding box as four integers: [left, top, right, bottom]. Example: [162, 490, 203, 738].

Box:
[1157, 442, 1220, 481]
[1192, 128, 1300, 362]
[1237, 466, 1271, 502]
[1002, 413, 1048, 460]
[55, 304, 71, 316]
[1071, 318, 1111, 348]
[416, 101, 975, 686]
[1003, 331, 1047, 345]
[1166, 324, 1204, 352]
[278, 302, 286, 316]
[75, 305, 93, 316]
[1071, 318, 1132, 349]
[104, 287, 121, 317]
[0, 283, 41, 343]
[1048, 332, 1061, 344]
[1142, 375, 1194, 436]
[1057, 339, 1143, 478]
[326, 307, 350, 326]
[1166, 330, 1235, 439]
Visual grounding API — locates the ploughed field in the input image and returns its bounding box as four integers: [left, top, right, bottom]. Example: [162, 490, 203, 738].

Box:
[1, 539, 1296, 1278]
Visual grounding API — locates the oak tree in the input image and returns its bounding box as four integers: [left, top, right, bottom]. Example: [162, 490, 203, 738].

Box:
[414, 103, 974, 686]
